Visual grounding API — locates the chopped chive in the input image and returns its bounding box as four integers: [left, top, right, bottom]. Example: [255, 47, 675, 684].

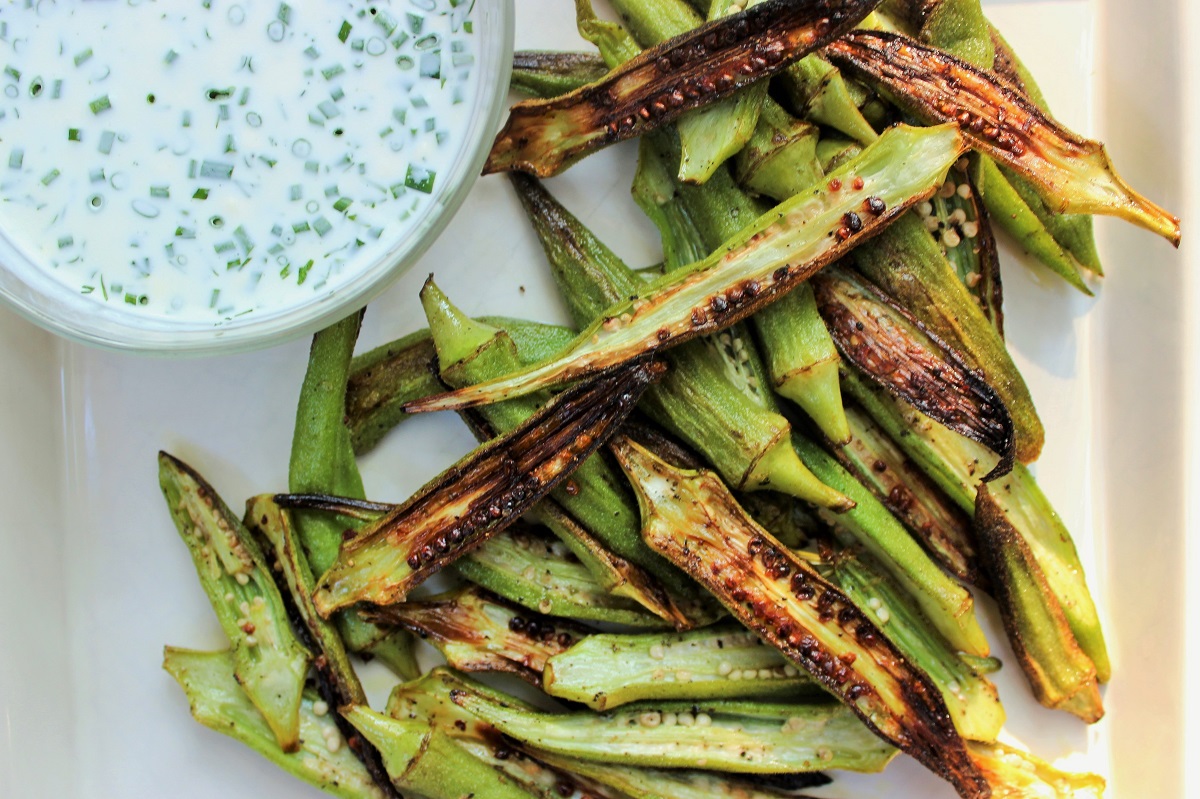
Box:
[304, 160, 319, 173]
[205, 86, 234, 100]
[333, 197, 352, 212]
[288, 184, 302, 201]
[67, 128, 82, 142]
[199, 160, 234, 180]
[404, 164, 436, 193]
[51, 80, 62, 99]
[74, 49, 94, 67]
[233, 225, 254, 251]
[181, 110, 192, 127]
[297, 259, 313, 284]
[303, 45, 320, 59]
[98, 130, 116, 154]
[338, 20, 352, 42]
[277, 3, 293, 23]
[291, 221, 310, 233]
[57, 235, 74, 249]
[213, 240, 236, 254]
[150, 185, 170, 199]
[238, 87, 250, 106]
[41, 169, 61, 186]
[164, 49, 179, 64]
[192, 188, 209, 200]
[209, 289, 219, 308]
[124, 292, 138, 305]
[317, 99, 340, 118]
[257, 155, 277, 168]
[89, 95, 112, 114]
[175, 227, 196, 239]
[312, 216, 333, 236]
[4, 65, 20, 81]
[321, 64, 344, 80]
[8, 149, 22, 169]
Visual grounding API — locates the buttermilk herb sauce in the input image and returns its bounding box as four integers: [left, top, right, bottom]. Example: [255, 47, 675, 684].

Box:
[0, 0, 478, 321]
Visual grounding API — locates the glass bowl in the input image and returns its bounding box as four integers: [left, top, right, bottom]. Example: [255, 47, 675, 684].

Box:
[0, 0, 514, 356]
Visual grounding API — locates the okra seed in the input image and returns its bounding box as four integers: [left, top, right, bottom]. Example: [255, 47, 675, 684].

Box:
[234, 572, 250, 585]
[966, 271, 983, 288]
[924, 215, 941, 232]
[718, 661, 733, 676]
[649, 644, 666, 660]
[662, 711, 677, 727]
[675, 670, 692, 683]
[312, 700, 329, 717]
[223, 592, 235, 603]
[728, 669, 742, 681]
[757, 668, 773, 680]
[678, 711, 695, 726]
[638, 711, 662, 728]
[943, 229, 962, 248]
[950, 208, 968, 225]
[538, 599, 552, 614]
[962, 220, 980, 238]
[244, 635, 258, 647]
[783, 665, 798, 677]
[918, 201, 933, 217]
[696, 713, 712, 727]
[868, 597, 882, 610]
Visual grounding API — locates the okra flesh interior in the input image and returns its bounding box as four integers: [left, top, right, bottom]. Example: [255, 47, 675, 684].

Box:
[612, 439, 989, 799]
[827, 31, 1181, 244]
[968, 741, 1106, 798]
[406, 123, 968, 414]
[158, 453, 310, 753]
[451, 689, 897, 774]
[828, 554, 1004, 742]
[163, 649, 380, 799]
[544, 623, 819, 709]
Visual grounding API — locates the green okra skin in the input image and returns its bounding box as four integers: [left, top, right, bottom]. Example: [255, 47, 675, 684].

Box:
[827, 553, 1005, 743]
[975, 486, 1104, 723]
[346, 318, 577, 455]
[406, 123, 969, 416]
[511, 51, 611, 99]
[344, 707, 543, 799]
[837, 404, 982, 587]
[158, 453, 310, 753]
[908, 0, 995, 69]
[973, 156, 1092, 294]
[733, 100, 823, 202]
[364, 584, 586, 686]
[777, 55, 880, 145]
[630, 134, 711, 273]
[969, 741, 1107, 798]
[288, 315, 419, 677]
[162, 649, 383, 799]
[637, 129, 851, 445]
[791, 435, 990, 658]
[451, 690, 897, 774]
[422, 281, 696, 606]
[736, 491, 820, 550]
[457, 527, 675, 628]
[544, 623, 819, 710]
[535, 752, 831, 799]
[575, 0, 649, 68]
[920, 157, 1004, 334]
[842, 370, 1110, 682]
[852, 210, 1045, 463]
[815, 135, 863, 173]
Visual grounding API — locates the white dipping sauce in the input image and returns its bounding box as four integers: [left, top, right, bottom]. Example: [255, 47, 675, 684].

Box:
[0, 0, 478, 321]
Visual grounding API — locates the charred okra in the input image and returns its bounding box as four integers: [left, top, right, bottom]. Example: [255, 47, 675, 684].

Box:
[611, 439, 989, 799]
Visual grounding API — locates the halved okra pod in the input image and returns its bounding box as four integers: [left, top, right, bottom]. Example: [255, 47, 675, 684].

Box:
[826, 30, 1181, 244]
[406, 123, 968, 414]
[544, 623, 819, 709]
[811, 264, 1015, 481]
[487, 0, 880, 177]
[289, 315, 417, 677]
[611, 439, 989, 799]
[163, 649, 381, 799]
[513, 170, 851, 511]
[158, 453, 310, 753]
[852, 210, 1043, 463]
[312, 358, 664, 615]
[451, 690, 897, 775]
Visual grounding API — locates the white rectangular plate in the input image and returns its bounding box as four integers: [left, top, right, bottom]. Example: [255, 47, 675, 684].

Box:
[0, 1, 1193, 797]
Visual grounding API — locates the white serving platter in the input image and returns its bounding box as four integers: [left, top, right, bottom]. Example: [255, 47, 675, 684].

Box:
[1, 1, 1195, 797]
